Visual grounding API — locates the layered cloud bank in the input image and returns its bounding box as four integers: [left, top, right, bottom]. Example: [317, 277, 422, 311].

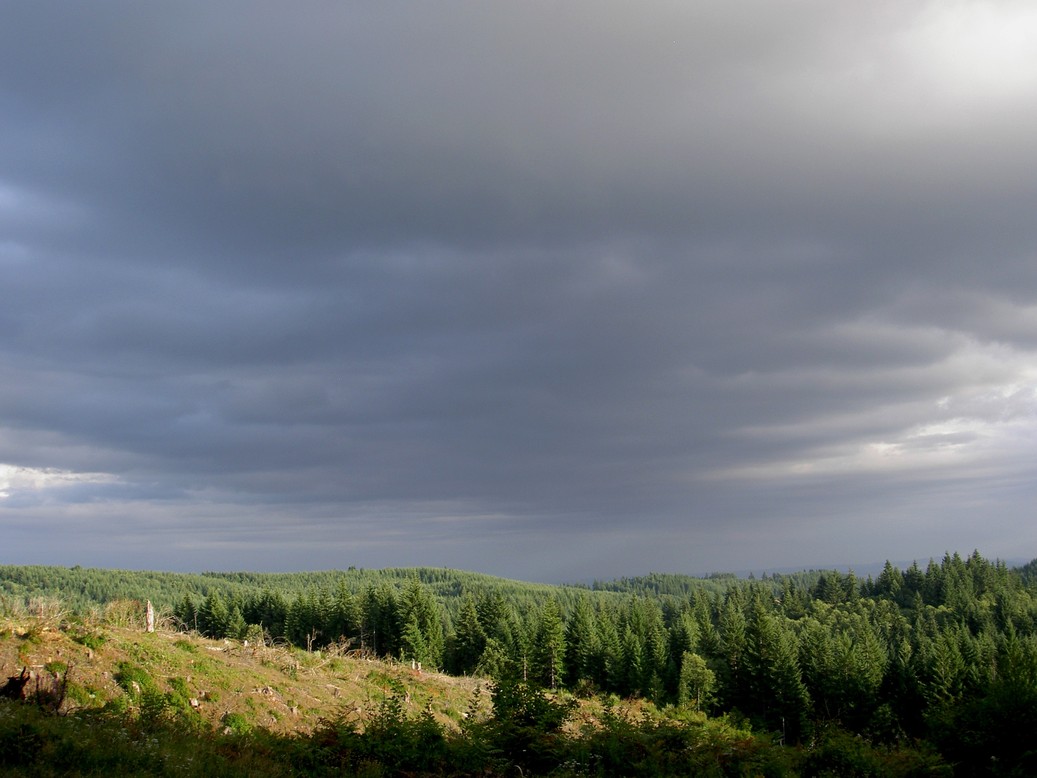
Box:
[2, 2, 1036, 579]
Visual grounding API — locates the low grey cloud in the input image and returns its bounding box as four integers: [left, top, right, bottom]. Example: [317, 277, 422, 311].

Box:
[2, 2, 1036, 580]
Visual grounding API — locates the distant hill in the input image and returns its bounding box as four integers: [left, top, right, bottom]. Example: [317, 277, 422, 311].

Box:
[0, 563, 738, 615]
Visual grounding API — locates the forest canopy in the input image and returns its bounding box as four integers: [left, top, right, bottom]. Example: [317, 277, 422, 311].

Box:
[3, 551, 1037, 774]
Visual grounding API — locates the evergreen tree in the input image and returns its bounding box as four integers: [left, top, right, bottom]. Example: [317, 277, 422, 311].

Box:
[361, 583, 401, 658]
[666, 612, 699, 699]
[922, 559, 946, 607]
[842, 570, 861, 603]
[875, 560, 904, 600]
[799, 607, 886, 729]
[245, 589, 288, 639]
[902, 561, 926, 607]
[620, 625, 645, 697]
[531, 599, 566, 689]
[677, 651, 715, 710]
[744, 606, 810, 742]
[285, 589, 324, 648]
[960, 627, 998, 694]
[779, 578, 809, 619]
[173, 594, 199, 632]
[450, 592, 486, 675]
[401, 614, 429, 665]
[636, 600, 669, 699]
[199, 590, 230, 638]
[717, 592, 747, 709]
[226, 604, 247, 640]
[812, 572, 845, 605]
[921, 628, 967, 706]
[595, 608, 624, 693]
[477, 637, 512, 678]
[327, 581, 361, 644]
[477, 591, 517, 657]
[399, 577, 444, 668]
[693, 596, 723, 663]
[965, 549, 996, 596]
[563, 595, 599, 687]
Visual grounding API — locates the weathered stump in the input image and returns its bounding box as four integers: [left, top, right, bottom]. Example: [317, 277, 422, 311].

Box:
[0, 668, 30, 700]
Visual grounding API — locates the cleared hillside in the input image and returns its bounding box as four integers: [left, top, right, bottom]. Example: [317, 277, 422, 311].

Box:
[1, 609, 487, 738]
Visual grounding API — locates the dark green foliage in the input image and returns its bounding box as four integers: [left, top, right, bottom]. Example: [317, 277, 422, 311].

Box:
[114, 662, 157, 699]
[310, 688, 447, 775]
[221, 712, 253, 736]
[475, 590, 519, 657]
[198, 591, 230, 639]
[801, 727, 950, 778]
[716, 591, 748, 709]
[244, 589, 288, 639]
[398, 576, 445, 667]
[360, 582, 400, 658]
[9, 688, 937, 777]
[874, 560, 904, 600]
[70, 627, 106, 651]
[0, 698, 290, 776]
[4, 551, 1037, 772]
[530, 598, 566, 689]
[743, 606, 811, 742]
[173, 594, 199, 632]
[284, 588, 326, 648]
[449, 591, 486, 675]
[677, 651, 715, 710]
[564, 594, 599, 687]
[483, 675, 576, 774]
[798, 605, 887, 733]
[0, 720, 43, 769]
[326, 582, 359, 643]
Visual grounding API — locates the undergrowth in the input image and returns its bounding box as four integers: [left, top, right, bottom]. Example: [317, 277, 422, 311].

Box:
[0, 679, 948, 777]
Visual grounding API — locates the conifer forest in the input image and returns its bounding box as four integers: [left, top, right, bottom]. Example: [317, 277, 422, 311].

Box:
[2, 552, 1037, 775]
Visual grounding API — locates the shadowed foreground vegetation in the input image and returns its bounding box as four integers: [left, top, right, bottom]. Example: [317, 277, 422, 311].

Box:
[0, 690, 950, 777]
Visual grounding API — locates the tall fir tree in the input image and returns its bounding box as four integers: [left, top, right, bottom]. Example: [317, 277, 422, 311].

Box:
[451, 592, 487, 675]
[531, 599, 566, 689]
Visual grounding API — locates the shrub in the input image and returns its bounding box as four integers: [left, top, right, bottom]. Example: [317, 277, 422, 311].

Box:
[311, 691, 448, 774]
[222, 711, 253, 736]
[0, 719, 44, 768]
[173, 638, 197, 654]
[102, 599, 146, 629]
[485, 676, 576, 774]
[114, 663, 155, 700]
[71, 629, 107, 651]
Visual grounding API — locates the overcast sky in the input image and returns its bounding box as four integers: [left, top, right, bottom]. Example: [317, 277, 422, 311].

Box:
[2, 1, 1037, 582]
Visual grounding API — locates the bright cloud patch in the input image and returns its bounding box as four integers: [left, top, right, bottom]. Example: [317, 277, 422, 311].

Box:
[907, 0, 1037, 102]
[0, 464, 117, 500]
[706, 336, 1037, 483]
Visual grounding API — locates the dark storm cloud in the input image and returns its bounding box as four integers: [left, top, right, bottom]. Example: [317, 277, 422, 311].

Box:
[3, 1, 1037, 579]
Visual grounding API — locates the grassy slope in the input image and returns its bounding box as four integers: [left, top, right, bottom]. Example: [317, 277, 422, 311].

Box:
[0, 613, 489, 738]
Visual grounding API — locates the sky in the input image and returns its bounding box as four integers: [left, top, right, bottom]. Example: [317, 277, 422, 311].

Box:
[2, 1, 1037, 582]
